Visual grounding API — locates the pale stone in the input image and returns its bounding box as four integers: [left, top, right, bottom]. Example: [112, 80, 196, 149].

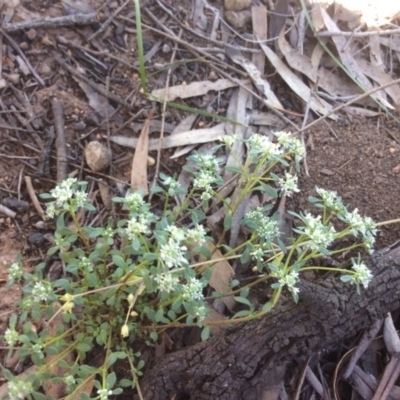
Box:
[84, 141, 112, 172]
[225, 10, 252, 29]
[224, 0, 251, 11]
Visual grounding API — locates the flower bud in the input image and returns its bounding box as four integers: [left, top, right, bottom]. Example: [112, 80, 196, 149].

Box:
[121, 324, 129, 338]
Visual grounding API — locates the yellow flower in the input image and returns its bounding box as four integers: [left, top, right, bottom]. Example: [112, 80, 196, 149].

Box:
[62, 301, 74, 313]
[121, 324, 129, 338]
[127, 294, 134, 306]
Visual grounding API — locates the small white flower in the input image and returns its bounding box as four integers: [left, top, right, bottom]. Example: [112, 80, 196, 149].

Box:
[191, 153, 220, 172]
[247, 134, 283, 160]
[154, 273, 179, 293]
[160, 241, 188, 269]
[182, 278, 205, 301]
[251, 247, 264, 262]
[4, 328, 19, 347]
[187, 224, 207, 243]
[191, 304, 208, 321]
[51, 178, 76, 207]
[31, 281, 53, 303]
[274, 131, 305, 161]
[363, 234, 375, 254]
[221, 134, 238, 147]
[277, 172, 300, 197]
[193, 170, 218, 190]
[299, 213, 336, 251]
[97, 388, 113, 400]
[74, 190, 88, 207]
[125, 191, 145, 213]
[8, 262, 23, 280]
[63, 374, 75, 386]
[167, 225, 186, 243]
[8, 379, 32, 400]
[351, 260, 373, 289]
[245, 208, 281, 241]
[278, 271, 300, 296]
[343, 208, 365, 237]
[46, 202, 56, 219]
[163, 176, 181, 191]
[125, 215, 150, 241]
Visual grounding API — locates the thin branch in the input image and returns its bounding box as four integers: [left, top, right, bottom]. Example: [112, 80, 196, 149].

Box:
[51, 99, 68, 182]
[316, 28, 400, 38]
[2, 12, 99, 33]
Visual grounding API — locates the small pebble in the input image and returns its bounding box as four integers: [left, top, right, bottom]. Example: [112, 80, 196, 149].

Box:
[225, 10, 252, 29]
[224, 0, 251, 11]
[84, 141, 112, 172]
[28, 232, 45, 246]
[26, 29, 36, 40]
[162, 43, 172, 54]
[3, 198, 29, 213]
[6, 73, 20, 84]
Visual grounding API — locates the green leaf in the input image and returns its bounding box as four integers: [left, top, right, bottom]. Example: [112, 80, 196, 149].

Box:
[240, 247, 250, 264]
[232, 309, 251, 318]
[120, 379, 133, 388]
[240, 287, 250, 298]
[32, 391, 47, 400]
[201, 325, 210, 341]
[142, 253, 158, 261]
[224, 213, 232, 231]
[106, 372, 117, 389]
[112, 255, 126, 269]
[255, 182, 278, 198]
[134, 0, 147, 92]
[234, 296, 251, 307]
[155, 309, 164, 323]
[262, 301, 273, 313]
[225, 165, 243, 174]
[76, 342, 91, 352]
[150, 331, 158, 342]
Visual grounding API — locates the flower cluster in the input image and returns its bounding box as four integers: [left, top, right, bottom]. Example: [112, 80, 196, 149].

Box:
[162, 175, 182, 196]
[4, 328, 19, 347]
[31, 281, 53, 303]
[44, 177, 89, 219]
[277, 172, 299, 197]
[153, 273, 179, 293]
[124, 191, 145, 213]
[159, 225, 207, 269]
[125, 213, 152, 241]
[97, 388, 113, 400]
[244, 207, 281, 242]
[315, 187, 346, 215]
[270, 264, 300, 301]
[341, 208, 376, 253]
[189, 152, 222, 201]
[341, 258, 373, 293]
[247, 134, 283, 160]
[274, 131, 305, 161]
[8, 261, 24, 281]
[296, 212, 336, 251]
[181, 277, 205, 301]
[8, 379, 32, 400]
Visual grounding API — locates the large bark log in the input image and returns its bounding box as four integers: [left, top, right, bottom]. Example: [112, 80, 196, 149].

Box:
[140, 243, 400, 399]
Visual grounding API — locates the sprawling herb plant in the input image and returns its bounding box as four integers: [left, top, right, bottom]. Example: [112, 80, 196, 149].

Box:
[2, 132, 376, 399]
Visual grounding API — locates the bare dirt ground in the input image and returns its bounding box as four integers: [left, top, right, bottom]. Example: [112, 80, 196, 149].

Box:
[1, 0, 400, 398]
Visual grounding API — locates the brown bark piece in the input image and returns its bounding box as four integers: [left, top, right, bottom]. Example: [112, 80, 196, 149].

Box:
[140, 243, 400, 399]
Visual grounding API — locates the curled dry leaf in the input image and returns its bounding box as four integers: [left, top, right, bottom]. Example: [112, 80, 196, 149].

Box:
[130, 113, 151, 196]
